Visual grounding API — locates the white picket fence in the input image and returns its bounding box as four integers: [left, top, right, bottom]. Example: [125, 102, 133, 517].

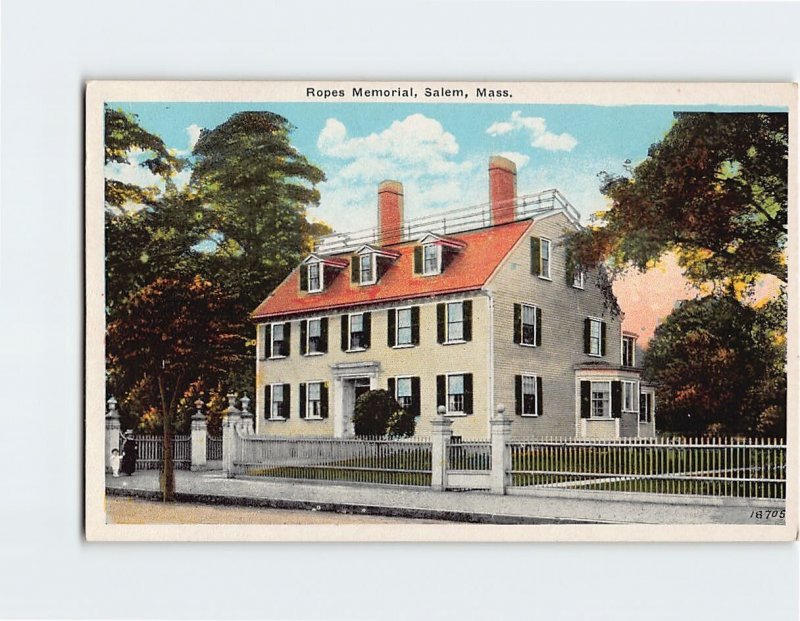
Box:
[125, 435, 192, 470]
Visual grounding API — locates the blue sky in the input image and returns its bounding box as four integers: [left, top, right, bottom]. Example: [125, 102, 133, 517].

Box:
[108, 101, 784, 234]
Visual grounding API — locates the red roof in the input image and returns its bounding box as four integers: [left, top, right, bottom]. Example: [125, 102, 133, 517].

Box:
[252, 220, 532, 320]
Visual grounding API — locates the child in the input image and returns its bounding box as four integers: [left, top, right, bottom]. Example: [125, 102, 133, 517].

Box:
[110, 448, 121, 477]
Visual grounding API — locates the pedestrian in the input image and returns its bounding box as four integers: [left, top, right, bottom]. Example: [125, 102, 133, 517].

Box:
[110, 448, 121, 477]
[120, 430, 138, 476]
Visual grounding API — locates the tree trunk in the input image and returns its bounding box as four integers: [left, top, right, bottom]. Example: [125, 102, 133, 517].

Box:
[158, 377, 175, 502]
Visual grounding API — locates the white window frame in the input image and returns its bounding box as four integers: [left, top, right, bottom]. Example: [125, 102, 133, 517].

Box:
[539, 238, 552, 280]
[306, 317, 323, 355]
[422, 243, 441, 276]
[622, 380, 638, 413]
[639, 390, 653, 423]
[348, 312, 366, 351]
[306, 380, 324, 420]
[590, 380, 612, 419]
[269, 383, 286, 420]
[395, 306, 413, 347]
[395, 375, 414, 411]
[622, 335, 636, 367]
[520, 373, 539, 417]
[520, 303, 538, 347]
[445, 372, 467, 416]
[307, 261, 323, 293]
[359, 253, 376, 285]
[270, 322, 287, 359]
[572, 269, 585, 289]
[445, 301, 465, 344]
[588, 317, 604, 357]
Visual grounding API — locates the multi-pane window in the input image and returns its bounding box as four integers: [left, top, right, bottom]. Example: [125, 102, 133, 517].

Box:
[572, 270, 584, 289]
[639, 392, 652, 422]
[622, 380, 637, 412]
[622, 335, 636, 367]
[270, 384, 284, 419]
[423, 244, 439, 275]
[307, 382, 322, 418]
[271, 323, 286, 357]
[447, 374, 465, 413]
[591, 381, 611, 418]
[447, 302, 464, 342]
[521, 375, 538, 416]
[589, 319, 603, 356]
[359, 254, 374, 285]
[540, 239, 551, 279]
[396, 377, 413, 410]
[350, 313, 365, 350]
[397, 308, 412, 345]
[307, 262, 321, 292]
[522, 304, 537, 345]
[307, 318, 322, 353]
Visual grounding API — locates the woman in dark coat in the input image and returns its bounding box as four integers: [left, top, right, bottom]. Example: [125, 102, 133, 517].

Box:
[120, 430, 138, 476]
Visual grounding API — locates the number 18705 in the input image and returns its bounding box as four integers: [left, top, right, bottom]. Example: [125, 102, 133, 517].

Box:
[750, 509, 785, 520]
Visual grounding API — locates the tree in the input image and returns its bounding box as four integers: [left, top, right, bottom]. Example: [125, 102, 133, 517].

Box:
[352, 390, 412, 437]
[643, 294, 786, 437]
[567, 112, 788, 288]
[106, 275, 246, 500]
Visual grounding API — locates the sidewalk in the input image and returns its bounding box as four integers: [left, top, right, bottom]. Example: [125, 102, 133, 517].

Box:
[105, 470, 784, 525]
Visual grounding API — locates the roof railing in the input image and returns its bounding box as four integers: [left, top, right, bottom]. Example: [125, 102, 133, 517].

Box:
[312, 189, 581, 255]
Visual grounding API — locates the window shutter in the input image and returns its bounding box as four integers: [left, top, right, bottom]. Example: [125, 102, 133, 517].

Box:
[648, 393, 654, 422]
[413, 246, 423, 274]
[341, 315, 349, 351]
[388, 377, 396, 398]
[583, 318, 591, 354]
[351, 256, 360, 283]
[535, 307, 542, 347]
[436, 375, 446, 409]
[514, 375, 522, 416]
[441, 248, 456, 272]
[281, 323, 291, 356]
[264, 385, 271, 419]
[436, 303, 445, 343]
[299, 383, 307, 418]
[320, 317, 329, 353]
[513, 304, 521, 344]
[463, 374, 473, 415]
[611, 381, 622, 418]
[376, 256, 389, 282]
[320, 383, 329, 418]
[387, 309, 397, 347]
[264, 323, 272, 359]
[462, 300, 472, 342]
[410, 377, 421, 417]
[362, 312, 371, 349]
[283, 384, 291, 418]
[536, 376, 543, 416]
[566, 263, 574, 286]
[299, 320, 308, 355]
[411, 306, 420, 345]
[530, 237, 541, 276]
[299, 265, 309, 291]
[580, 381, 591, 418]
[600, 322, 607, 356]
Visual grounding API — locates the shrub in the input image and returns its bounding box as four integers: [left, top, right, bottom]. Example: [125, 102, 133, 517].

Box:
[353, 389, 413, 437]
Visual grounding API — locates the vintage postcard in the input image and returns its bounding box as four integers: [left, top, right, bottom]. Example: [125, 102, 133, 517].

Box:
[85, 81, 797, 541]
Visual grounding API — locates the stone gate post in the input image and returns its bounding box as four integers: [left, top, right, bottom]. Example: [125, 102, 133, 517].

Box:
[222, 393, 242, 478]
[190, 398, 207, 471]
[239, 393, 254, 435]
[105, 397, 121, 473]
[430, 406, 453, 491]
[490, 404, 512, 495]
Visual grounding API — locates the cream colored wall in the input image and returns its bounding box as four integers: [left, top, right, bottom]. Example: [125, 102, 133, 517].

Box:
[487, 213, 625, 438]
[581, 418, 620, 439]
[255, 294, 491, 439]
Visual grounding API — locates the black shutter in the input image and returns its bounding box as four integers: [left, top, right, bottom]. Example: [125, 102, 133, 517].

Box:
[299, 265, 309, 291]
[410, 377, 421, 417]
[462, 300, 472, 342]
[351, 256, 360, 283]
[300, 320, 308, 355]
[411, 306, 420, 345]
[281, 322, 291, 356]
[387, 309, 397, 347]
[580, 381, 591, 418]
[320, 317, 328, 353]
[513, 304, 521, 344]
[299, 383, 307, 418]
[441, 248, 456, 272]
[463, 374, 473, 415]
[648, 393, 654, 422]
[583, 318, 591, 354]
[436, 375, 446, 409]
[388, 377, 396, 398]
[611, 381, 622, 418]
[536, 376, 543, 416]
[283, 384, 291, 418]
[264, 323, 272, 359]
[530, 237, 541, 276]
[436, 303, 446, 343]
[535, 307, 542, 347]
[514, 375, 522, 415]
[600, 322, 607, 356]
[362, 312, 371, 349]
[264, 385, 271, 419]
[320, 383, 329, 418]
[341, 315, 349, 351]
[566, 263, 574, 286]
[413, 246, 423, 274]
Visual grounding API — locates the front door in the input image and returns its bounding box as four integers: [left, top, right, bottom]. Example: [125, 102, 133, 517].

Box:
[342, 377, 372, 437]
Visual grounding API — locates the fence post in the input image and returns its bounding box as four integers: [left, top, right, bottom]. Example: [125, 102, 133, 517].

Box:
[105, 396, 121, 473]
[190, 398, 207, 471]
[222, 393, 242, 478]
[430, 406, 453, 491]
[240, 393, 254, 435]
[490, 403, 512, 495]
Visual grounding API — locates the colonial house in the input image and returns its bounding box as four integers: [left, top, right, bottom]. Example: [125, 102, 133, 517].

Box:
[251, 156, 656, 439]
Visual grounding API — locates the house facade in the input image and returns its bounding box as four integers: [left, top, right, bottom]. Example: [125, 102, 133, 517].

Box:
[252, 156, 656, 439]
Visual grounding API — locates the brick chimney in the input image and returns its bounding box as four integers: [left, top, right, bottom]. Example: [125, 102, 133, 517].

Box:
[377, 180, 404, 245]
[489, 156, 517, 225]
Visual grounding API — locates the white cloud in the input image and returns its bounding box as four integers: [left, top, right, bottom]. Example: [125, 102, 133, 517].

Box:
[186, 124, 202, 150]
[486, 111, 577, 152]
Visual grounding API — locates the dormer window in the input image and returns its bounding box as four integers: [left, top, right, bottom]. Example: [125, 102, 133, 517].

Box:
[423, 244, 440, 275]
[351, 245, 400, 286]
[359, 253, 375, 285]
[299, 254, 347, 293]
[307, 262, 322, 292]
[414, 233, 466, 277]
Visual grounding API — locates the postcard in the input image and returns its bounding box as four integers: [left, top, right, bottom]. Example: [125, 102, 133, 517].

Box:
[85, 81, 797, 541]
